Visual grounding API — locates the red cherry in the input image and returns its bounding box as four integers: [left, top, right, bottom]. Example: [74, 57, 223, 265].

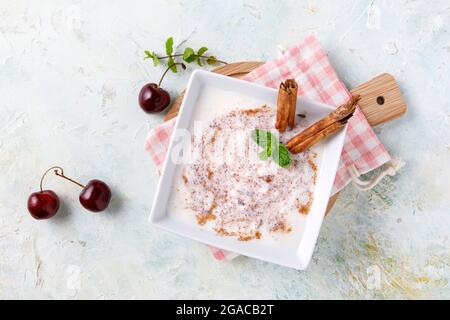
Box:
[138, 62, 186, 114]
[138, 83, 171, 113]
[79, 179, 111, 212]
[27, 190, 60, 220]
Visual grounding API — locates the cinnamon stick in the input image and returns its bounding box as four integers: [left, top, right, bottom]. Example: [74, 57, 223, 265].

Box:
[275, 83, 289, 132]
[289, 121, 346, 154]
[286, 79, 298, 129]
[286, 95, 360, 154]
[275, 79, 298, 132]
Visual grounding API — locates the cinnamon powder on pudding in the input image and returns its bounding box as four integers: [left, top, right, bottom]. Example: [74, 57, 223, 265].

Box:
[182, 106, 318, 241]
[297, 191, 313, 215]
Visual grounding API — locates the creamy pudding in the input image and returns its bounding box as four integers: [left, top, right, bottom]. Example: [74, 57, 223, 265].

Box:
[167, 86, 320, 242]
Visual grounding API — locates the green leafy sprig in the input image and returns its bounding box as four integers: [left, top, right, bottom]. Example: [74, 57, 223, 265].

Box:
[144, 37, 227, 73]
[252, 129, 292, 168]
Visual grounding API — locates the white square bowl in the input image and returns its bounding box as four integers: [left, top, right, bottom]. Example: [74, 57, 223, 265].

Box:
[150, 70, 346, 269]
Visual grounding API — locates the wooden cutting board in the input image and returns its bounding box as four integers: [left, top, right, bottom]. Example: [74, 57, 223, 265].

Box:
[164, 61, 407, 214]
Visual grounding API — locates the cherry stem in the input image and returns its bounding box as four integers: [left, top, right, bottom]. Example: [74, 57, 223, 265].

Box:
[158, 62, 186, 87]
[156, 54, 228, 65]
[39, 166, 85, 192]
[55, 170, 85, 189]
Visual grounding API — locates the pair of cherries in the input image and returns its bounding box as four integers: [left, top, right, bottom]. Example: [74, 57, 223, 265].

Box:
[27, 166, 112, 220]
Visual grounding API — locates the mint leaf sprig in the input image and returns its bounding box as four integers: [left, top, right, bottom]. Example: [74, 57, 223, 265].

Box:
[252, 129, 292, 168]
[144, 37, 227, 73]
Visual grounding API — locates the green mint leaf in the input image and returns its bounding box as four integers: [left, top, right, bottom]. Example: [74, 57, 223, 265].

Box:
[197, 46, 208, 56]
[252, 129, 272, 158]
[206, 56, 218, 65]
[165, 37, 174, 56]
[168, 57, 177, 73]
[251, 129, 272, 148]
[272, 144, 292, 168]
[144, 51, 160, 66]
[196, 47, 208, 66]
[251, 128, 260, 144]
[183, 47, 195, 63]
[252, 128, 292, 168]
[151, 51, 159, 66]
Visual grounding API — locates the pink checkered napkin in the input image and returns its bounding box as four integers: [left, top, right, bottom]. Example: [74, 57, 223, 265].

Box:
[145, 35, 391, 261]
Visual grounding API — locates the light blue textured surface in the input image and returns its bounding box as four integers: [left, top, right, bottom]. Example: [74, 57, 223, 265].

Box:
[0, 0, 449, 299]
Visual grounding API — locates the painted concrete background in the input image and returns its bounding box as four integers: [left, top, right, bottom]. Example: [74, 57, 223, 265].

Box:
[0, 0, 449, 299]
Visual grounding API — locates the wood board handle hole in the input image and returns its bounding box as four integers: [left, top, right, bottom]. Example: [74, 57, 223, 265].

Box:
[376, 96, 385, 105]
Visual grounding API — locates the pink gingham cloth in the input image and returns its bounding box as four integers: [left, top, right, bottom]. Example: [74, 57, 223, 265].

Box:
[145, 35, 391, 261]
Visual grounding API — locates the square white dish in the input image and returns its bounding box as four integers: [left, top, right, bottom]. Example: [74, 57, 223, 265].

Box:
[150, 70, 346, 269]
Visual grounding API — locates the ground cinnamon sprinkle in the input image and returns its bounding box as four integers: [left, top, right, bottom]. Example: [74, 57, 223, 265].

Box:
[239, 234, 254, 241]
[241, 106, 268, 115]
[308, 158, 318, 184]
[298, 191, 313, 215]
[298, 205, 310, 215]
[196, 202, 217, 225]
[208, 202, 217, 214]
[239, 231, 262, 241]
[214, 227, 230, 236]
[207, 168, 214, 180]
[196, 212, 216, 225]
[214, 226, 261, 241]
[269, 221, 292, 233]
[182, 175, 188, 184]
[308, 159, 317, 172]
[210, 128, 221, 145]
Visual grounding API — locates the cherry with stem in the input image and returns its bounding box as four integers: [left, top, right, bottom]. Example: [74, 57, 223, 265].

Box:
[28, 165, 80, 220]
[139, 62, 186, 113]
[27, 166, 62, 220]
[49, 166, 111, 213]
